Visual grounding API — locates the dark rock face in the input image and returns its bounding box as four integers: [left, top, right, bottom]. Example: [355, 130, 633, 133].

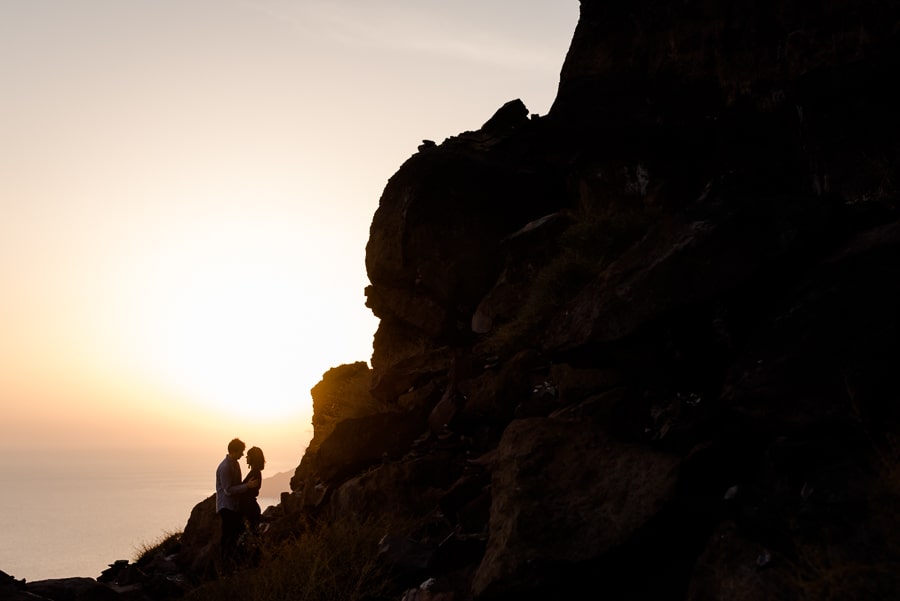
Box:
[364, 102, 569, 390]
[290, 361, 390, 492]
[472, 417, 681, 598]
[77, 1, 899, 600]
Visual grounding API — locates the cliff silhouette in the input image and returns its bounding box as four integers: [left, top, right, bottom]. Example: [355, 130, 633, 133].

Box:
[4, 0, 900, 599]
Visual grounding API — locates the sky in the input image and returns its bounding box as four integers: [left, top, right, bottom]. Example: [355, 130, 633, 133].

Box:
[0, 0, 580, 469]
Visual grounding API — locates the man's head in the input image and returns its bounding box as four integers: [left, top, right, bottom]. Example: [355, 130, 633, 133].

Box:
[227, 438, 246, 457]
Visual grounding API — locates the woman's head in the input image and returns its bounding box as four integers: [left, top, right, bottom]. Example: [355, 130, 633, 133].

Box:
[246, 446, 266, 470]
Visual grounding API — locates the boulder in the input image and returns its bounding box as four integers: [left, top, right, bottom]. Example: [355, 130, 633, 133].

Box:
[175, 495, 218, 579]
[25, 578, 120, 601]
[313, 408, 429, 483]
[472, 416, 680, 597]
[0, 570, 44, 601]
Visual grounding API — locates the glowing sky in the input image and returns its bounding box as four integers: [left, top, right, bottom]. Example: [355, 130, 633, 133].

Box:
[0, 0, 579, 465]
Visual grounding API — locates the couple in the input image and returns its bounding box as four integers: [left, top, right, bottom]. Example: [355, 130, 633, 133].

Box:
[215, 437, 266, 564]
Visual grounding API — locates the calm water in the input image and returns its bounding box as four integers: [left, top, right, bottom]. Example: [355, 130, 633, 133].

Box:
[0, 449, 286, 581]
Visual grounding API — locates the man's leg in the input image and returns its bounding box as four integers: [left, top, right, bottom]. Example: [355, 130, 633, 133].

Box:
[219, 509, 244, 569]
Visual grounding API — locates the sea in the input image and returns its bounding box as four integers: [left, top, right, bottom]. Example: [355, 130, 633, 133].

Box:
[0, 448, 289, 582]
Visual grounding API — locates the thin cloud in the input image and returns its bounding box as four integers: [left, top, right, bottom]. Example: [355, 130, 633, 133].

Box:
[232, 0, 565, 73]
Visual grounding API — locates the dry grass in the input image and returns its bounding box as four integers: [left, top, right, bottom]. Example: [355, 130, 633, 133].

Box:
[182, 515, 401, 601]
[133, 530, 182, 564]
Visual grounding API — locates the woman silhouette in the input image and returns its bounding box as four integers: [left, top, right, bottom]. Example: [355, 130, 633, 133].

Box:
[242, 446, 265, 530]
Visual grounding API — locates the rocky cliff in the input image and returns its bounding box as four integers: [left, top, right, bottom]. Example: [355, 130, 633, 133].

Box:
[273, 1, 900, 597]
[312, 2, 900, 597]
[6, 1, 899, 600]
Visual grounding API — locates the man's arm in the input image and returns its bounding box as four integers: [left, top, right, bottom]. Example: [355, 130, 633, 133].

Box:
[216, 460, 255, 497]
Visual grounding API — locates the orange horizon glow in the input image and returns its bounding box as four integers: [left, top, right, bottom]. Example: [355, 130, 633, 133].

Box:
[0, 1, 579, 460]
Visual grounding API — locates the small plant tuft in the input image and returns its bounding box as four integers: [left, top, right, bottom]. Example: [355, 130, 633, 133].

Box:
[133, 530, 182, 564]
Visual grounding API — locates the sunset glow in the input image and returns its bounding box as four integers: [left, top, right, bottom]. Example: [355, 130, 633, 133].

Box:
[122, 217, 336, 422]
[0, 1, 579, 461]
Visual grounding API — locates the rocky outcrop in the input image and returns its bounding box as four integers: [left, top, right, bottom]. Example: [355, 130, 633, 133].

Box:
[1, 568, 148, 601]
[363, 100, 566, 389]
[16, 1, 899, 599]
[309, 0, 899, 598]
[472, 417, 681, 598]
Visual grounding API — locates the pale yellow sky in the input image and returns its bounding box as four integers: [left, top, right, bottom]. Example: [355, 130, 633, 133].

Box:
[0, 0, 579, 464]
